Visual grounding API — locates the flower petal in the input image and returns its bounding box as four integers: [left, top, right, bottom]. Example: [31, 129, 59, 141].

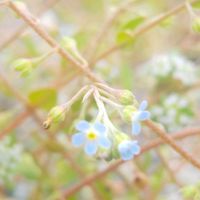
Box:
[131, 141, 141, 155]
[75, 120, 90, 132]
[139, 100, 148, 111]
[98, 137, 111, 148]
[132, 122, 141, 135]
[120, 151, 134, 161]
[138, 111, 150, 121]
[93, 122, 106, 134]
[84, 142, 97, 155]
[72, 133, 85, 147]
[118, 142, 134, 161]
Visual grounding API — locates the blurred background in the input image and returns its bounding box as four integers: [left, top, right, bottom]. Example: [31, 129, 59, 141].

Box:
[0, 0, 200, 199]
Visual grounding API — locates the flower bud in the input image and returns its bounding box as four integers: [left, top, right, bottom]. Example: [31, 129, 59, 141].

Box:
[61, 36, 77, 51]
[104, 131, 130, 161]
[192, 18, 200, 33]
[122, 105, 137, 122]
[48, 106, 65, 123]
[12, 58, 33, 77]
[118, 90, 136, 105]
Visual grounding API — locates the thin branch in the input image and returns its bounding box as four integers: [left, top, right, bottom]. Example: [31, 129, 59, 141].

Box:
[0, 0, 60, 51]
[0, 0, 8, 6]
[0, 110, 29, 139]
[145, 120, 200, 169]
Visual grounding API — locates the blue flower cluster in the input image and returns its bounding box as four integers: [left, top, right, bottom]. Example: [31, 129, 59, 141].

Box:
[71, 100, 150, 161]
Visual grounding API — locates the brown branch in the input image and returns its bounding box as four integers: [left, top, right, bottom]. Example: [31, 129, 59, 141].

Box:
[0, 110, 29, 139]
[0, 0, 60, 51]
[0, 0, 8, 6]
[61, 126, 200, 198]
[145, 120, 200, 169]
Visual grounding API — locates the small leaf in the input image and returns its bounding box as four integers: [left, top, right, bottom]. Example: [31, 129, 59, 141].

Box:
[28, 88, 57, 110]
[116, 31, 132, 44]
[121, 16, 145, 30]
[192, 2, 200, 9]
[116, 16, 145, 44]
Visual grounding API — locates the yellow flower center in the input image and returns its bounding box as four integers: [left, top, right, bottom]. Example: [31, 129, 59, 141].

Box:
[87, 131, 97, 140]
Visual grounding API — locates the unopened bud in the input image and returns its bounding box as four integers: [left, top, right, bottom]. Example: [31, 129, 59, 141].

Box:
[43, 118, 51, 129]
[48, 106, 65, 123]
[118, 90, 136, 105]
[122, 105, 137, 122]
[61, 36, 77, 51]
[12, 58, 33, 77]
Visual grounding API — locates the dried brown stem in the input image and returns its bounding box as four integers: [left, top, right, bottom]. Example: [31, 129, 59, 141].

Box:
[145, 120, 200, 169]
[0, 0, 60, 51]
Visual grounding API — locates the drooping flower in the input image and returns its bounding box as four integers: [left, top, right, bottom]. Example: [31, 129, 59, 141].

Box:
[132, 100, 150, 135]
[118, 140, 140, 161]
[72, 120, 111, 156]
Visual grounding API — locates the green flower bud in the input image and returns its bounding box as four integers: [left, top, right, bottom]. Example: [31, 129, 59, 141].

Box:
[192, 18, 200, 33]
[118, 90, 136, 105]
[61, 36, 77, 51]
[48, 106, 65, 123]
[122, 105, 137, 122]
[105, 132, 130, 161]
[12, 58, 33, 77]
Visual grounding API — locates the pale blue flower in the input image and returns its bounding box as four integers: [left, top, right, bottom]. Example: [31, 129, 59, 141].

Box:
[132, 100, 150, 135]
[118, 140, 140, 161]
[72, 120, 111, 156]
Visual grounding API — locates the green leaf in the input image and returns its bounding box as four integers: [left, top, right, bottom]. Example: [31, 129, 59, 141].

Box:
[28, 88, 57, 110]
[116, 31, 132, 44]
[192, 2, 200, 9]
[116, 16, 145, 44]
[121, 16, 145, 31]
